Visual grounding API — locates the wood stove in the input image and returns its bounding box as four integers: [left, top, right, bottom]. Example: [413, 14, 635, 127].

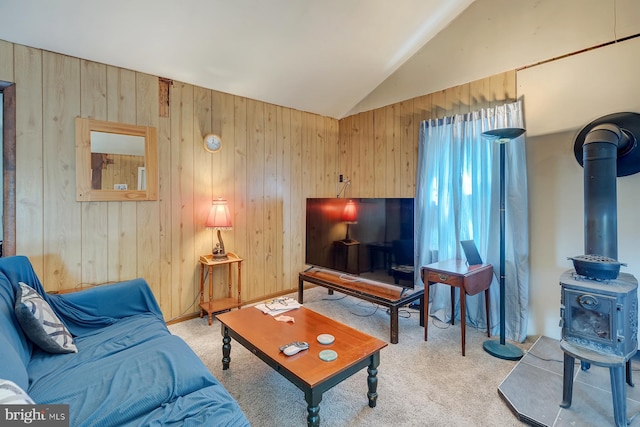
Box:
[559, 113, 640, 427]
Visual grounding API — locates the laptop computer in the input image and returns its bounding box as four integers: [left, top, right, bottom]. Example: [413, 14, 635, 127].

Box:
[460, 240, 483, 266]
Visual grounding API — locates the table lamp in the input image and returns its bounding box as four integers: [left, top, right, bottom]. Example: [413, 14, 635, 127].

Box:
[206, 197, 232, 260]
[341, 199, 358, 243]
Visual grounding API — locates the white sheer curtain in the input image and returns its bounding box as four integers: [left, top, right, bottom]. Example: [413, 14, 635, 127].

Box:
[415, 100, 528, 342]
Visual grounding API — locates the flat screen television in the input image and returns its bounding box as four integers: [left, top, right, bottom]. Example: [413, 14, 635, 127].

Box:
[305, 197, 415, 288]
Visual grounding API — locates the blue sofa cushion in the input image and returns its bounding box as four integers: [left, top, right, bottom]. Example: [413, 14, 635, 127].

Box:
[28, 313, 248, 426]
[15, 282, 77, 354]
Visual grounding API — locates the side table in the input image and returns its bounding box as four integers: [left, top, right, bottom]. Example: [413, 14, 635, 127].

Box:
[421, 260, 493, 356]
[199, 252, 243, 325]
[332, 240, 360, 274]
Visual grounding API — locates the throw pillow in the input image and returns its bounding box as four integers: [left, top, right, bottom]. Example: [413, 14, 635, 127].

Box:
[0, 379, 35, 404]
[14, 282, 78, 354]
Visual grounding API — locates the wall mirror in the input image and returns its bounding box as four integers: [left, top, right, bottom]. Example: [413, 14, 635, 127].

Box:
[76, 117, 158, 201]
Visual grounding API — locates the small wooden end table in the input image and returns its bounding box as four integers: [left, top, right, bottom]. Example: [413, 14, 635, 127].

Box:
[199, 252, 242, 325]
[421, 260, 493, 356]
[217, 306, 387, 427]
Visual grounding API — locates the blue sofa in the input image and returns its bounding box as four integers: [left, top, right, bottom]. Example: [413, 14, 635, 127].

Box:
[0, 255, 249, 426]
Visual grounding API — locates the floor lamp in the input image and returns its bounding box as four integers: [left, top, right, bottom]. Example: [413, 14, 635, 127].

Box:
[481, 127, 525, 361]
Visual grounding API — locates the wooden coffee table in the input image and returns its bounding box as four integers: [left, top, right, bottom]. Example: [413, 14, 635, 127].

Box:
[216, 306, 388, 427]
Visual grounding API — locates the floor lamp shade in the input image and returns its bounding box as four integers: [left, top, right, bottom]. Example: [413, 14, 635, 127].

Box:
[481, 127, 525, 361]
[206, 198, 232, 260]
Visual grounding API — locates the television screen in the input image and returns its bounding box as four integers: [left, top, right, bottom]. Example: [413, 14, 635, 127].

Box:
[305, 197, 415, 288]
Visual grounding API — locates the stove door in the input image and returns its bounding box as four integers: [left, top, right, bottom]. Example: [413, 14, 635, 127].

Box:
[564, 289, 615, 347]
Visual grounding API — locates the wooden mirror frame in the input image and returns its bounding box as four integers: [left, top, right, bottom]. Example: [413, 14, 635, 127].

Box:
[1, 81, 16, 256]
[76, 117, 158, 201]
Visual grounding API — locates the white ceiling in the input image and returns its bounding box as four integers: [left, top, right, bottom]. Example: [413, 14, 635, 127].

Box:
[0, 0, 474, 118]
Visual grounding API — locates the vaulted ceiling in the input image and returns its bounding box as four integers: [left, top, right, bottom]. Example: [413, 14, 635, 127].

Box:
[0, 0, 475, 118]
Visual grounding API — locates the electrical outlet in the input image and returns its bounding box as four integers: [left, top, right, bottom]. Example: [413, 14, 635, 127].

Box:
[339, 174, 344, 182]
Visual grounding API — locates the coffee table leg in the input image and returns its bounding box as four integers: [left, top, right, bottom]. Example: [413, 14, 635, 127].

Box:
[304, 389, 322, 427]
[367, 352, 380, 408]
[222, 326, 231, 370]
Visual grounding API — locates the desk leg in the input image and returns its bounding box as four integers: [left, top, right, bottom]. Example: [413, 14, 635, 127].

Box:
[460, 291, 466, 356]
[424, 283, 431, 341]
[450, 287, 456, 326]
[419, 294, 425, 327]
[484, 288, 491, 337]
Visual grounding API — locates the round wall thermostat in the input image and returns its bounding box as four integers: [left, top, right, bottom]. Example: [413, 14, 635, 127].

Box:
[203, 133, 222, 153]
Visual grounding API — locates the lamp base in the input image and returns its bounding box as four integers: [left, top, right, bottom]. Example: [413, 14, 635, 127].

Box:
[482, 339, 524, 361]
[213, 252, 228, 261]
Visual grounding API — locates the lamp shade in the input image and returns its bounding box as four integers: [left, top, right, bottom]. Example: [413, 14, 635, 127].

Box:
[341, 200, 357, 223]
[205, 198, 232, 229]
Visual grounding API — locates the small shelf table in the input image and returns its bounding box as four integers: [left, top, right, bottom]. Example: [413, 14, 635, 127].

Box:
[332, 240, 360, 274]
[199, 252, 243, 325]
[421, 260, 493, 356]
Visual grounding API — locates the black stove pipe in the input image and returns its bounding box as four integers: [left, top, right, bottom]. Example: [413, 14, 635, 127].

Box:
[582, 124, 627, 260]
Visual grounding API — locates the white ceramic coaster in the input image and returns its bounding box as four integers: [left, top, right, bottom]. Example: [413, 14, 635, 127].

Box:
[317, 334, 335, 345]
[319, 349, 338, 362]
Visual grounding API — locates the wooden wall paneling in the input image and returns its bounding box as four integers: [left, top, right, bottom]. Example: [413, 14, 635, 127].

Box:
[276, 106, 292, 289]
[399, 99, 415, 197]
[169, 82, 195, 318]
[490, 70, 516, 105]
[469, 77, 492, 111]
[0, 40, 13, 81]
[300, 112, 314, 199]
[247, 99, 267, 298]
[413, 93, 433, 125]
[135, 73, 161, 297]
[218, 91, 236, 267]
[373, 107, 387, 197]
[444, 83, 470, 116]
[210, 91, 240, 298]
[359, 110, 375, 198]
[289, 109, 303, 279]
[350, 113, 362, 197]
[14, 45, 44, 272]
[193, 86, 214, 297]
[326, 116, 339, 197]
[386, 103, 400, 197]
[1, 44, 16, 259]
[156, 108, 172, 316]
[232, 96, 248, 301]
[246, 98, 266, 300]
[79, 60, 109, 287]
[309, 115, 327, 197]
[42, 51, 82, 291]
[337, 115, 351, 196]
[106, 66, 137, 282]
[264, 103, 278, 294]
[431, 89, 447, 121]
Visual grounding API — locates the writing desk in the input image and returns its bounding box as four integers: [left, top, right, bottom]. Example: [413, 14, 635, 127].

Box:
[421, 260, 493, 356]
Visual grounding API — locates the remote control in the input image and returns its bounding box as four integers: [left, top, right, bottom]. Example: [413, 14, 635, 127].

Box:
[279, 341, 309, 356]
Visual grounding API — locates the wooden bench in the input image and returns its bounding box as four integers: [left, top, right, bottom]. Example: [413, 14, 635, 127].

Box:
[298, 267, 424, 344]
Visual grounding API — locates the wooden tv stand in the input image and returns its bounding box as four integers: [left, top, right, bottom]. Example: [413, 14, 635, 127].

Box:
[298, 267, 424, 344]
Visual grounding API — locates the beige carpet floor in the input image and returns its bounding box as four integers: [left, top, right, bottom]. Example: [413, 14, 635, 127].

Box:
[169, 286, 534, 427]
